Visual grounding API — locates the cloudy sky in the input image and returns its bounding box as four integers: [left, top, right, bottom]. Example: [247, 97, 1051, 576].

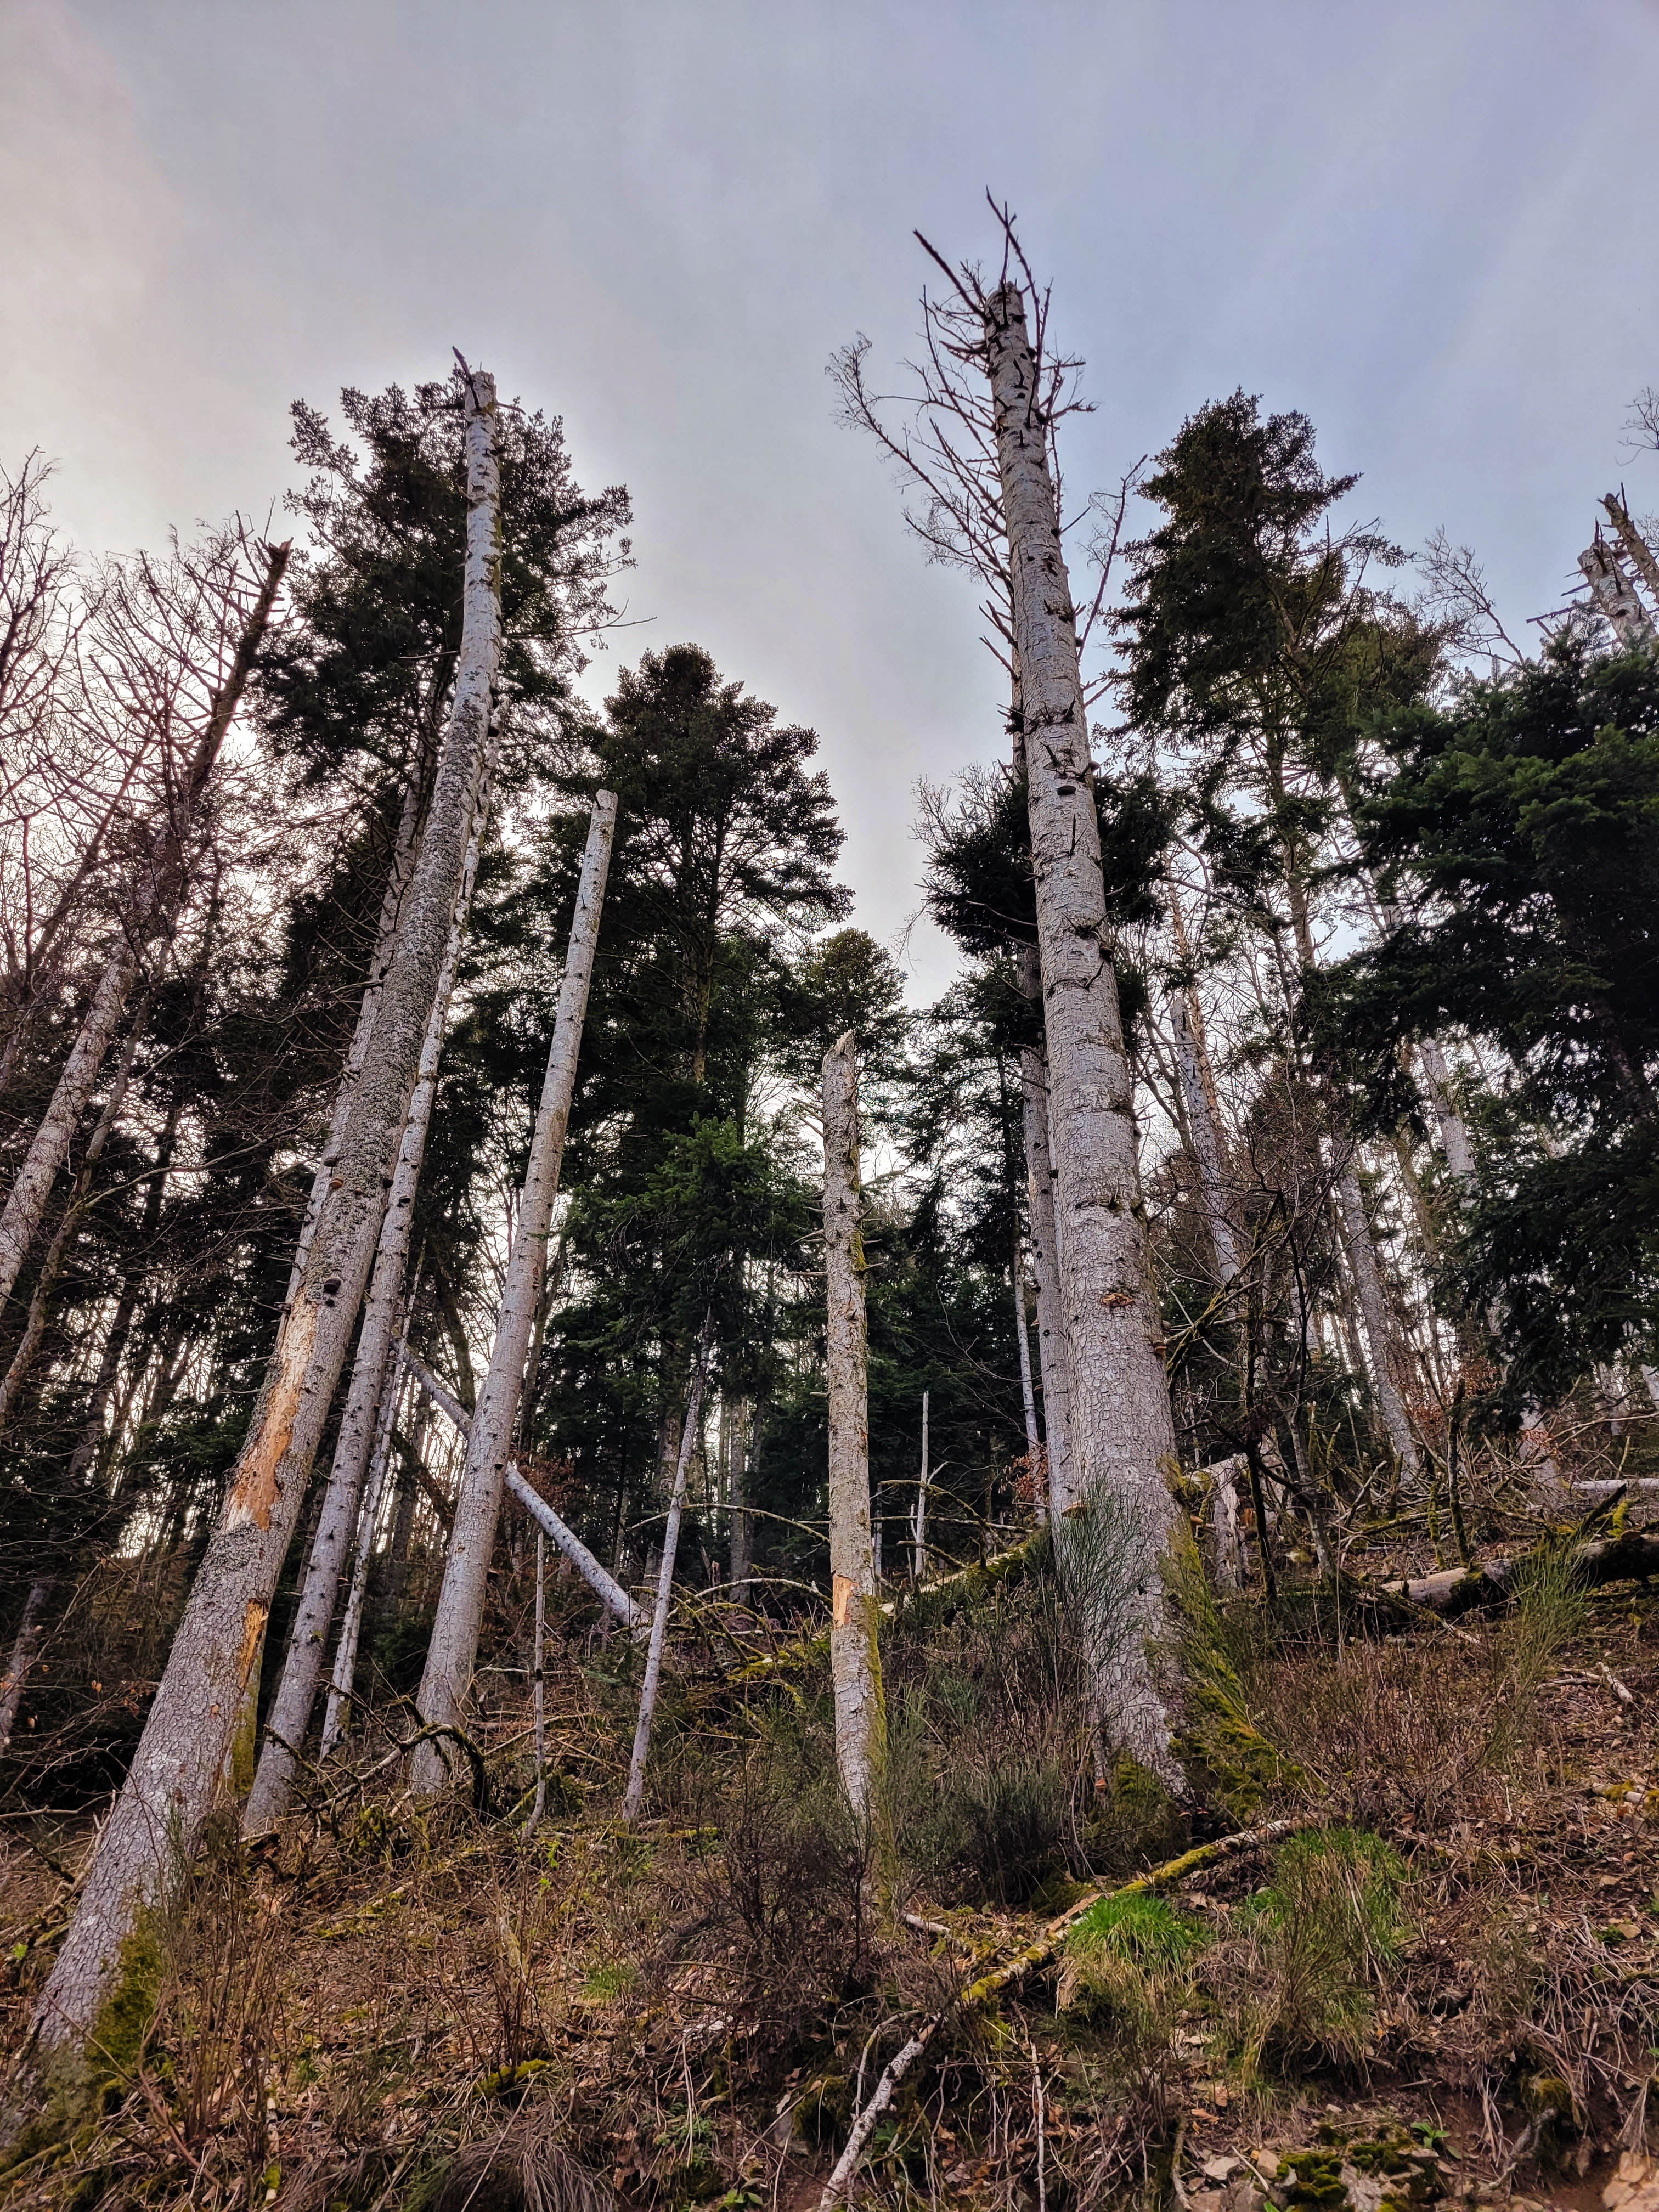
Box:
[5, 0, 1657, 996]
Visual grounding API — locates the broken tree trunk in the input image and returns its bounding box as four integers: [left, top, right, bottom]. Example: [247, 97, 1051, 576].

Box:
[1602, 493, 1659, 617]
[983, 282, 1180, 1775]
[410, 792, 617, 1795]
[1580, 538, 1654, 648]
[823, 1030, 885, 1824]
[245, 742, 497, 1830]
[29, 378, 500, 2061]
[0, 1576, 53, 1757]
[622, 1311, 714, 1820]
[0, 541, 290, 1316]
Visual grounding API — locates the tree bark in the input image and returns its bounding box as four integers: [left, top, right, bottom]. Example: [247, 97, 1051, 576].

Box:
[317, 1346, 407, 1759]
[822, 1031, 885, 1824]
[0, 542, 289, 1316]
[1013, 1254, 1040, 1469]
[983, 284, 1179, 1775]
[1017, 950, 1074, 1521]
[1580, 539, 1654, 647]
[1334, 1161, 1419, 1479]
[246, 744, 496, 1829]
[1417, 1039, 1476, 1184]
[727, 1397, 752, 1602]
[1602, 494, 1659, 617]
[912, 1389, 929, 1582]
[30, 381, 500, 2060]
[410, 792, 616, 1794]
[622, 1311, 713, 1820]
[1172, 993, 1239, 1288]
[0, 1576, 53, 1757]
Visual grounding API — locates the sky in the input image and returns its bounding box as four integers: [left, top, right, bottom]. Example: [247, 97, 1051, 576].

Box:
[4, 0, 1658, 1000]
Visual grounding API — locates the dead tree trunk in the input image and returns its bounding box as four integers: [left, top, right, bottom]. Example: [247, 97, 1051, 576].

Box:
[410, 792, 616, 1795]
[1013, 1254, 1040, 1466]
[318, 1343, 408, 1758]
[1017, 947, 1074, 1520]
[1580, 538, 1654, 647]
[0, 1576, 53, 1757]
[983, 283, 1179, 1776]
[1334, 1161, 1419, 1480]
[29, 380, 500, 2062]
[245, 744, 496, 1829]
[622, 1311, 714, 1820]
[823, 1031, 885, 1823]
[912, 1389, 929, 1581]
[727, 1398, 752, 1603]
[0, 543, 290, 1315]
[1602, 493, 1659, 615]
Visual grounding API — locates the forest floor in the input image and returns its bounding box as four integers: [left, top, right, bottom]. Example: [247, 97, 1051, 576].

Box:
[5, 1510, 1659, 2212]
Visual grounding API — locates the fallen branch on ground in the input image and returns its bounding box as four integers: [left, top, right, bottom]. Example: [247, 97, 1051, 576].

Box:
[814, 1817, 1307, 2209]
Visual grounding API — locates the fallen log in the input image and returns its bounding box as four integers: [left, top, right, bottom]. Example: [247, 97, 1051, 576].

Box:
[1377, 1527, 1659, 1618]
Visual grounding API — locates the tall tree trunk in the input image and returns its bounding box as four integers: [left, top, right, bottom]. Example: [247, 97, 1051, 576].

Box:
[0, 1576, 53, 1757]
[622, 1311, 713, 1820]
[0, 543, 290, 1316]
[1334, 1161, 1419, 1478]
[822, 1031, 885, 1823]
[318, 1343, 408, 1758]
[410, 793, 616, 1795]
[246, 745, 496, 1829]
[1417, 1039, 1476, 1184]
[1013, 1254, 1040, 1466]
[912, 1389, 929, 1581]
[30, 382, 500, 2062]
[1017, 947, 1074, 1520]
[1602, 494, 1659, 616]
[1172, 994, 1239, 1287]
[727, 1397, 752, 1602]
[286, 771, 424, 1306]
[983, 284, 1178, 1775]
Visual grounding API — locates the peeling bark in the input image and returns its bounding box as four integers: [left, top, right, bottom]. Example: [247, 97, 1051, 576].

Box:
[30, 380, 501, 2057]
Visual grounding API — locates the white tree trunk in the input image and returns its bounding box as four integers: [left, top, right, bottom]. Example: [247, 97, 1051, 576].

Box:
[983, 284, 1179, 1775]
[1602, 494, 1659, 617]
[1205, 1456, 1248, 1590]
[1013, 1254, 1040, 1465]
[0, 544, 290, 1314]
[30, 383, 500, 2059]
[410, 793, 617, 1794]
[1417, 1038, 1476, 1183]
[245, 744, 496, 1829]
[286, 772, 424, 1307]
[823, 1031, 884, 1823]
[1580, 540, 1654, 647]
[0, 1576, 53, 1756]
[622, 1312, 713, 1820]
[1334, 1161, 1419, 1479]
[727, 1397, 752, 1602]
[1016, 985, 1074, 1515]
[318, 1344, 407, 1759]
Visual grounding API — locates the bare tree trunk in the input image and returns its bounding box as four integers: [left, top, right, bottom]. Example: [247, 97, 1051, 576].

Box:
[1417, 1039, 1476, 1183]
[318, 1346, 408, 1758]
[1602, 494, 1659, 616]
[622, 1312, 713, 1820]
[1581, 539, 1654, 647]
[912, 1389, 929, 1581]
[1172, 994, 1239, 1286]
[246, 746, 496, 1829]
[1017, 947, 1074, 1520]
[0, 1014, 142, 1442]
[823, 1031, 885, 1822]
[1334, 1162, 1419, 1479]
[506, 1469, 640, 1630]
[0, 1577, 53, 1757]
[30, 383, 500, 2061]
[0, 544, 289, 1316]
[983, 284, 1179, 1776]
[1013, 1256, 1040, 1465]
[410, 793, 617, 1795]
[286, 772, 424, 1306]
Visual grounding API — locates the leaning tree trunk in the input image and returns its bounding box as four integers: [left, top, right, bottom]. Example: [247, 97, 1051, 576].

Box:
[319, 1339, 409, 1757]
[0, 1576, 53, 1757]
[1602, 494, 1659, 617]
[286, 770, 424, 1306]
[983, 284, 1179, 1777]
[29, 382, 501, 2063]
[0, 542, 290, 1315]
[622, 1311, 714, 1821]
[1417, 1038, 1476, 1183]
[245, 744, 497, 1830]
[822, 1031, 885, 1824]
[410, 792, 617, 1795]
